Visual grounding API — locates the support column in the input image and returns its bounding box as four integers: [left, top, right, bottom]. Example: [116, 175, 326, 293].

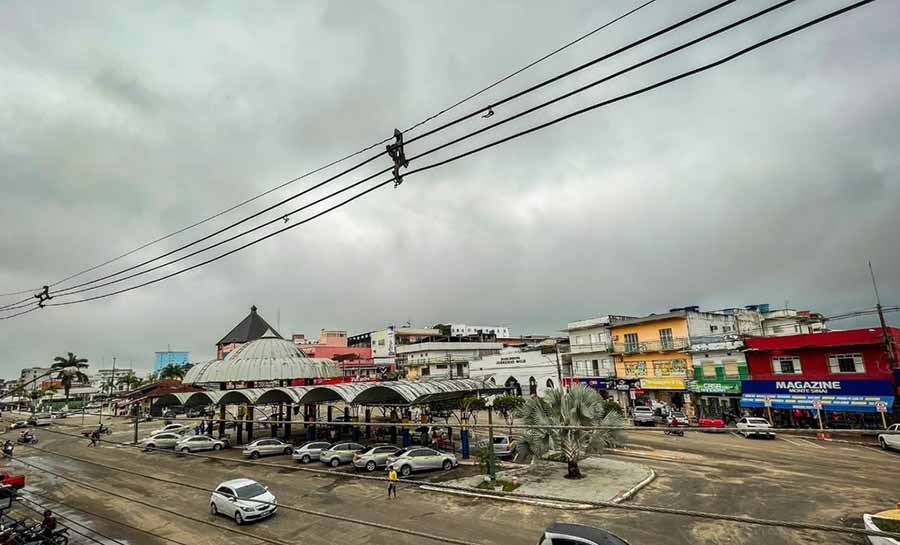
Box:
[284, 403, 293, 439]
[364, 408, 372, 439]
[460, 425, 470, 460]
[246, 405, 255, 443]
[236, 405, 244, 445]
[218, 405, 226, 439]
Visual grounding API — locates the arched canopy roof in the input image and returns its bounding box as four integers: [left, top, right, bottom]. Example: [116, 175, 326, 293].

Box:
[148, 392, 195, 407]
[218, 388, 266, 405]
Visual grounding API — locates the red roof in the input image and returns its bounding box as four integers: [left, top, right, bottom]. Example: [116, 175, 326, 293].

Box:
[744, 327, 900, 351]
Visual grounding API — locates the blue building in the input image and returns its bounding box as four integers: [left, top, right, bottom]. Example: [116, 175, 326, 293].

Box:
[154, 351, 191, 372]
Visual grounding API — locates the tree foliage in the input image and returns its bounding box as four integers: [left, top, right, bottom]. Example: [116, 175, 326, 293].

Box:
[51, 352, 90, 401]
[158, 363, 187, 381]
[515, 384, 625, 479]
[117, 372, 144, 391]
[458, 396, 485, 426]
[493, 395, 525, 434]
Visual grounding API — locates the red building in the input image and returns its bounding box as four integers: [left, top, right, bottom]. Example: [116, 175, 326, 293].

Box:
[741, 327, 899, 428]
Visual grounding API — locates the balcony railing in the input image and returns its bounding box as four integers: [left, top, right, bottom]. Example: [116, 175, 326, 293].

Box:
[614, 338, 689, 354]
[569, 342, 614, 354]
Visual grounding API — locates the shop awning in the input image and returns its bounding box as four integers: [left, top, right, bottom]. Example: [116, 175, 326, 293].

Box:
[740, 379, 894, 413]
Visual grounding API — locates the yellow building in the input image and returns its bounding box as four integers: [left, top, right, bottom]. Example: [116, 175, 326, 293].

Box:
[609, 311, 693, 414]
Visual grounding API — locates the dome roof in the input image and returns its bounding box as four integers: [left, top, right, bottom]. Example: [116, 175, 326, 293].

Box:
[184, 337, 341, 385]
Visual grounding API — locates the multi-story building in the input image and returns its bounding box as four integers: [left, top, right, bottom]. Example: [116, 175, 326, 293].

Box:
[397, 341, 503, 380]
[154, 351, 190, 372]
[687, 335, 749, 418]
[564, 315, 629, 405]
[296, 329, 374, 379]
[18, 367, 54, 392]
[470, 346, 561, 396]
[91, 368, 134, 392]
[449, 324, 511, 338]
[741, 327, 898, 428]
[367, 326, 440, 369]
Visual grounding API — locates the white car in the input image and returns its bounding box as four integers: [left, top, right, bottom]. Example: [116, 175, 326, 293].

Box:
[150, 423, 188, 436]
[175, 435, 225, 453]
[141, 432, 181, 450]
[878, 424, 900, 451]
[736, 417, 775, 438]
[242, 438, 294, 459]
[668, 411, 689, 426]
[209, 478, 276, 525]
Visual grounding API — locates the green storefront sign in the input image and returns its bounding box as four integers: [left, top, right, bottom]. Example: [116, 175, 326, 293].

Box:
[688, 381, 741, 395]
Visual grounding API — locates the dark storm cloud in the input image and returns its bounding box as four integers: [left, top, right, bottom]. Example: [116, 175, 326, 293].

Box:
[1, 0, 898, 374]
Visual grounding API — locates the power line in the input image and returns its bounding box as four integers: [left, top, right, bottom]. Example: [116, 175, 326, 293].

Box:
[23, 0, 875, 313]
[14, 450, 480, 545]
[19, 431, 900, 542]
[15, 494, 127, 545]
[19, 490, 195, 545]
[2, 0, 722, 313]
[0, 0, 659, 300]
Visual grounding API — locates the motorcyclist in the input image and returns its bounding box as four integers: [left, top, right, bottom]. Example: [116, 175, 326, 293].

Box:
[40, 510, 57, 540]
[2, 440, 13, 457]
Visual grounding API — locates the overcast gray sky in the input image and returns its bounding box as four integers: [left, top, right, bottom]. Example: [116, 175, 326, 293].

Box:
[1, 0, 898, 376]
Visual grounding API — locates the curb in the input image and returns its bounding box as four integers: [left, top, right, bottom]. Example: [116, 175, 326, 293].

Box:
[417, 484, 595, 510]
[612, 468, 656, 503]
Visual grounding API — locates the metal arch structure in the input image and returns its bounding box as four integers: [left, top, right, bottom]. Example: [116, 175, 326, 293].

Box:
[350, 379, 489, 406]
[149, 392, 196, 407]
[255, 386, 309, 405]
[296, 383, 374, 405]
[217, 388, 266, 406]
[182, 390, 226, 407]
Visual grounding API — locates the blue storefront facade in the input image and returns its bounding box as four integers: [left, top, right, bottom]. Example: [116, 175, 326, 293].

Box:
[740, 379, 894, 413]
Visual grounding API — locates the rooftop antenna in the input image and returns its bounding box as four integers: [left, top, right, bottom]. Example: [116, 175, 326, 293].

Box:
[278, 308, 281, 333]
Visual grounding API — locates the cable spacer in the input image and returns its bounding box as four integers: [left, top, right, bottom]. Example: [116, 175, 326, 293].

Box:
[385, 128, 409, 188]
[483, 106, 494, 119]
[34, 285, 51, 308]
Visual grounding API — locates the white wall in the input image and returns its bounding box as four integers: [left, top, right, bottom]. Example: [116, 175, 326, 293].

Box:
[469, 349, 559, 397]
[686, 311, 739, 338]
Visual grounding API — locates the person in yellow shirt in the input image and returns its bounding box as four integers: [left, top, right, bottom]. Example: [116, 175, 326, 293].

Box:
[387, 467, 398, 498]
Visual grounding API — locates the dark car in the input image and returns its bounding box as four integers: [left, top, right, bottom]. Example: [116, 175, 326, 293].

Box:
[536, 523, 631, 545]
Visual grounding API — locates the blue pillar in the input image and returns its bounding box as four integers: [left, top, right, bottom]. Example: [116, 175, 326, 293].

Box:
[460, 427, 470, 459]
[401, 428, 410, 447]
[352, 424, 361, 443]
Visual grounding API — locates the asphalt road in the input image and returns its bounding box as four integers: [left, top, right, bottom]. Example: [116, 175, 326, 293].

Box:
[3, 416, 898, 545]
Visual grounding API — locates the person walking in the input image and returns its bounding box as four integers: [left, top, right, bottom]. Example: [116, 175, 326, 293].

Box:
[387, 467, 398, 499]
[89, 429, 100, 447]
[41, 509, 57, 540]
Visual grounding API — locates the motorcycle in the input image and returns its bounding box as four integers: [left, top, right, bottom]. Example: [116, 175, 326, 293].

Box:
[0, 523, 68, 545]
[15, 434, 37, 445]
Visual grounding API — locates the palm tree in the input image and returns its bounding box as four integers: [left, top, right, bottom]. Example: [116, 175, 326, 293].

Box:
[515, 384, 626, 479]
[116, 373, 144, 392]
[157, 363, 186, 381]
[52, 352, 90, 402]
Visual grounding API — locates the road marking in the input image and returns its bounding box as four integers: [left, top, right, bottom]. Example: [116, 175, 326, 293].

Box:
[729, 432, 744, 440]
[780, 437, 807, 448]
[796, 438, 826, 449]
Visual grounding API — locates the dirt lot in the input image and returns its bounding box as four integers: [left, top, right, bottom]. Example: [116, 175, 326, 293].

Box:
[3, 415, 898, 545]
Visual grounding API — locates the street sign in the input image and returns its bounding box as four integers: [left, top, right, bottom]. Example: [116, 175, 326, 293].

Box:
[876, 401, 888, 413]
[812, 400, 823, 410]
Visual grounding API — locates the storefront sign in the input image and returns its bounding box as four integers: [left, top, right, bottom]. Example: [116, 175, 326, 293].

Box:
[563, 378, 641, 391]
[740, 379, 894, 413]
[687, 381, 741, 395]
[639, 377, 686, 390]
[497, 356, 526, 365]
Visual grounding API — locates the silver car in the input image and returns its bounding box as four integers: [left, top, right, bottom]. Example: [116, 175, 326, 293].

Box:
[141, 432, 181, 450]
[292, 441, 331, 464]
[150, 423, 189, 436]
[385, 447, 458, 477]
[353, 445, 401, 472]
[319, 442, 364, 467]
[242, 438, 294, 459]
[175, 435, 226, 453]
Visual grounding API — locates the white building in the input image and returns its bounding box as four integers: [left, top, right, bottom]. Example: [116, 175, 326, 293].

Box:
[18, 367, 53, 391]
[566, 316, 627, 379]
[397, 341, 502, 380]
[370, 326, 440, 368]
[469, 347, 560, 397]
[758, 308, 826, 336]
[449, 324, 511, 338]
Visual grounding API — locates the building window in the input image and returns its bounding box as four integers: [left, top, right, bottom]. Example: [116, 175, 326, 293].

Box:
[591, 360, 600, 375]
[421, 366, 430, 376]
[546, 379, 554, 389]
[723, 326, 732, 333]
[773, 356, 801, 374]
[624, 333, 639, 352]
[828, 353, 864, 374]
[723, 361, 739, 379]
[574, 335, 584, 345]
[710, 325, 719, 333]
[772, 325, 784, 334]
[659, 328, 673, 349]
[701, 361, 717, 378]
[589, 333, 599, 344]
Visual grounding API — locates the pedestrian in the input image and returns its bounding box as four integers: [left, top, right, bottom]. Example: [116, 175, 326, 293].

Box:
[41, 509, 57, 539]
[89, 429, 100, 447]
[387, 467, 398, 499]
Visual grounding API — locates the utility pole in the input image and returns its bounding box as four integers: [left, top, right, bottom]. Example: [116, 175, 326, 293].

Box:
[869, 261, 897, 369]
[554, 343, 564, 390]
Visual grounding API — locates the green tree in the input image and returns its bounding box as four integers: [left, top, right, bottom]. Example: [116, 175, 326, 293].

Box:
[457, 396, 485, 427]
[515, 384, 625, 479]
[117, 372, 144, 392]
[51, 352, 90, 402]
[493, 395, 525, 435]
[157, 363, 186, 381]
[601, 398, 624, 417]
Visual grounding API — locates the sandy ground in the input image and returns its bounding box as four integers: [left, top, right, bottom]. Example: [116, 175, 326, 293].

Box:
[2, 414, 898, 545]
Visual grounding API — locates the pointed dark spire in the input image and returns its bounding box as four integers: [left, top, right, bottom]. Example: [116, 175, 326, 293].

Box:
[217, 305, 281, 345]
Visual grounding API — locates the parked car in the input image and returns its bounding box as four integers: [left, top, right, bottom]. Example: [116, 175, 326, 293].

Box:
[697, 416, 726, 431]
[385, 447, 458, 477]
[140, 432, 182, 450]
[9, 421, 29, 430]
[292, 441, 331, 464]
[0, 472, 25, 490]
[411, 426, 445, 446]
[150, 423, 189, 436]
[209, 478, 276, 525]
[353, 445, 401, 471]
[536, 522, 631, 545]
[736, 417, 775, 438]
[319, 442, 364, 467]
[175, 435, 226, 453]
[632, 406, 656, 426]
[667, 411, 689, 426]
[242, 438, 294, 459]
[478, 435, 517, 458]
[28, 414, 52, 427]
[878, 423, 900, 451]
